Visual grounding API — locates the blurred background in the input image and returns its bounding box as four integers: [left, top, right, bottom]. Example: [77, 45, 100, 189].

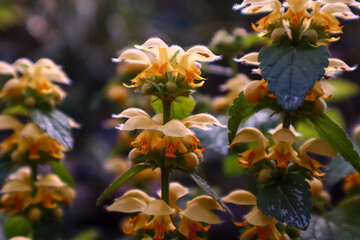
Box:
[0, 0, 360, 239]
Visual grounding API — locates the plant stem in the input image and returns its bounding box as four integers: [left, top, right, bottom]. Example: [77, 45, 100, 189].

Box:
[283, 112, 292, 129]
[228, 56, 238, 77]
[31, 163, 38, 196]
[161, 99, 172, 204]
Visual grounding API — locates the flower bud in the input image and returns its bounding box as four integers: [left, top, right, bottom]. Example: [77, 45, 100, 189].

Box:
[244, 80, 268, 103]
[2, 78, 23, 97]
[11, 151, 23, 163]
[353, 124, 360, 142]
[24, 97, 36, 108]
[141, 83, 153, 94]
[307, 179, 323, 198]
[54, 207, 63, 219]
[183, 152, 199, 169]
[305, 29, 318, 43]
[28, 207, 42, 222]
[313, 98, 327, 115]
[128, 148, 140, 163]
[259, 168, 272, 182]
[106, 85, 129, 103]
[320, 191, 331, 203]
[271, 28, 285, 43]
[166, 82, 177, 93]
[281, 234, 290, 240]
[194, 151, 204, 163]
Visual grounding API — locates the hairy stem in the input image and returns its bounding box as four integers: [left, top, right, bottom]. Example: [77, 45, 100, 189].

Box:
[161, 99, 172, 204]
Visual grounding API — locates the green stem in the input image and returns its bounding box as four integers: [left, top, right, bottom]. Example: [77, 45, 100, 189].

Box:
[31, 164, 38, 196]
[161, 99, 172, 204]
[283, 112, 292, 129]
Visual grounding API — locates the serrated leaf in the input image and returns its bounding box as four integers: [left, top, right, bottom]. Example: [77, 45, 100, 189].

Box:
[303, 197, 360, 240]
[152, 96, 196, 120]
[228, 92, 258, 143]
[257, 174, 312, 230]
[50, 161, 76, 188]
[259, 43, 329, 111]
[29, 109, 73, 150]
[190, 171, 234, 219]
[327, 154, 356, 185]
[97, 164, 152, 206]
[2, 105, 28, 115]
[306, 113, 360, 172]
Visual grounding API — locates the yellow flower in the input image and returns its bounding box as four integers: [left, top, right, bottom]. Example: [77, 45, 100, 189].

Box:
[230, 127, 269, 168]
[113, 108, 222, 158]
[267, 128, 301, 168]
[0, 115, 67, 161]
[299, 138, 336, 178]
[107, 189, 175, 239]
[0, 58, 70, 102]
[0, 168, 33, 214]
[113, 38, 220, 88]
[343, 172, 360, 191]
[222, 190, 282, 240]
[33, 174, 75, 208]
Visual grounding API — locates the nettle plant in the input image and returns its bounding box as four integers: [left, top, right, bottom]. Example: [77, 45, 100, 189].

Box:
[0, 59, 76, 240]
[98, 1, 360, 240]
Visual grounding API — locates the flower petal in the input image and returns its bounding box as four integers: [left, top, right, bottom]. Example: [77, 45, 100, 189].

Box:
[230, 127, 268, 149]
[299, 138, 337, 157]
[112, 49, 152, 65]
[182, 196, 223, 224]
[184, 45, 221, 62]
[0, 180, 32, 193]
[34, 174, 67, 188]
[0, 62, 16, 76]
[222, 190, 257, 205]
[182, 114, 223, 130]
[326, 58, 357, 72]
[112, 108, 151, 119]
[158, 120, 193, 137]
[0, 115, 23, 131]
[142, 199, 175, 216]
[169, 182, 189, 209]
[245, 207, 278, 226]
[20, 123, 43, 137]
[117, 116, 159, 131]
[234, 52, 259, 65]
[107, 189, 155, 213]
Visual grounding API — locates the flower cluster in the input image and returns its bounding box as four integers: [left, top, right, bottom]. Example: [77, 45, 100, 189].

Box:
[230, 126, 336, 178]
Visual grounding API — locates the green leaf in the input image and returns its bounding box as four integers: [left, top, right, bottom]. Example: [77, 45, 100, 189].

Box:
[2, 105, 28, 115]
[50, 160, 76, 188]
[190, 171, 234, 219]
[327, 154, 356, 185]
[152, 96, 196, 120]
[223, 154, 245, 176]
[259, 43, 329, 111]
[29, 109, 73, 150]
[4, 215, 32, 238]
[306, 113, 360, 172]
[257, 174, 312, 230]
[71, 228, 100, 240]
[97, 164, 152, 206]
[228, 92, 258, 143]
[303, 197, 360, 240]
[326, 78, 359, 102]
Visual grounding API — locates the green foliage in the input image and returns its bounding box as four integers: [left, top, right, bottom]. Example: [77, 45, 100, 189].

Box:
[29, 109, 73, 150]
[328, 156, 356, 185]
[97, 164, 152, 206]
[259, 43, 329, 111]
[190, 171, 234, 219]
[32, 209, 60, 240]
[152, 96, 196, 120]
[71, 228, 100, 240]
[303, 197, 360, 240]
[257, 174, 312, 230]
[306, 113, 360, 172]
[50, 160, 76, 188]
[326, 78, 359, 102]
[223, 154, 245, 176]
[2, 105, 28, 115]
[228, 92, 259, 143]
[4, 215, 32, 238]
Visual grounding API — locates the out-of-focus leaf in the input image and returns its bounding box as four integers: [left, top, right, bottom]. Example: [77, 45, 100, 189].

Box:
[4, 215, 32, 238]
[71, 228, 100, 240]
[259, 43, 329, 111]
[257, 174, 312, 230]
[2, 105, 28, 115]
[303, 197, 360, 240]
[306, 113, 360, 172]
[152, 96, 195, 120]
[30, 109, 73, 150]
[325, 78, 359, 102]
[223, 154, 244, 176]
[50, 161, 76, 188]
[97, 164, 152, 206]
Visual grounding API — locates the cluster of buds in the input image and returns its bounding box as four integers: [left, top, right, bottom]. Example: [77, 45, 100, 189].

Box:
[0, 58, 70, 110]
